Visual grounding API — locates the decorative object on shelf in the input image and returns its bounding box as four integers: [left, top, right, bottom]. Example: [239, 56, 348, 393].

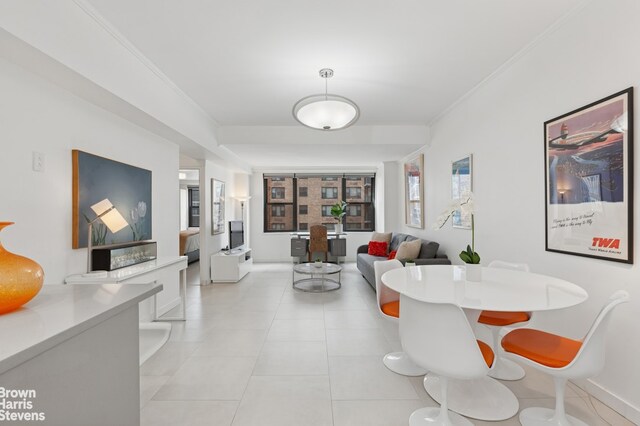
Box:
[314, 258, 323, 268]
[72, 150, 152, 248]
[0, 222, 44, 314]
[91, 241, 157, 271]
[85, 199, 128, 272]
[545, 88, 634, 264]
[331, 200, 347, 234]
[451, 154, 473, 229]
[404, 154, 424, 228]
[434, 192, 480, 279]
[211, 179, 225, 235]
[293, 68, 359, 131]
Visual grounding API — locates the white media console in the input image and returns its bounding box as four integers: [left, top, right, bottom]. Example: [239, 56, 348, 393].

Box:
[211, 248, 252, 282]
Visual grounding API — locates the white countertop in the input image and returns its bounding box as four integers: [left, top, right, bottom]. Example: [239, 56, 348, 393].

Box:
[0, 283, 161, 374]
[65, 256, 187, 284]
[382, 265, 588, 312]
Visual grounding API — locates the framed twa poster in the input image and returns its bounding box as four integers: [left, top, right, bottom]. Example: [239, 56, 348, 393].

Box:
[545, 88, 633, 263]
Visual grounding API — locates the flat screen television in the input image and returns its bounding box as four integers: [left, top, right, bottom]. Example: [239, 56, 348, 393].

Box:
[229, 220, 244, 250]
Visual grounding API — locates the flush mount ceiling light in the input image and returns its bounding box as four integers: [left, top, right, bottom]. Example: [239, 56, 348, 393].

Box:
[293, 68, 359, 131]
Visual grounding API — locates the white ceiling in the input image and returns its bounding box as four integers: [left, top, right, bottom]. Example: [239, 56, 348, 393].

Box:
[86, 0, 582, 167]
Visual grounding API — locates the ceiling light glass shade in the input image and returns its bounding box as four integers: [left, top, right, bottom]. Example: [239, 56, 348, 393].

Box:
[293, 94, 359, 131]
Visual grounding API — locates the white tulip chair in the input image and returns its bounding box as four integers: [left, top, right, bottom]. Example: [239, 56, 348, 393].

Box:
[502, 290, 629, 426]
[400, 294, 495, 426]
[374, 259, 427, 376]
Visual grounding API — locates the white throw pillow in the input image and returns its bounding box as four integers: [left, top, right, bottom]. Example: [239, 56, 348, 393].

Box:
[395, 239, 422, 261]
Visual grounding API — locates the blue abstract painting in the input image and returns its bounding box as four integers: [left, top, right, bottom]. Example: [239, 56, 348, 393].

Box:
[73, 150, 152, 248]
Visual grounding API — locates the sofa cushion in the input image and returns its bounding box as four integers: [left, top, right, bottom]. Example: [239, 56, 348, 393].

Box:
[395, 239, 422, 261]
[371, 232, 392, 255]
[418, 241, 440, 259]
[368, 241, 388, 257]
[389, 234, 410, 252]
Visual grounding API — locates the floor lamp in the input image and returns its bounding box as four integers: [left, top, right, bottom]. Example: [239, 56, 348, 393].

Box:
[87, 199, 128, 272]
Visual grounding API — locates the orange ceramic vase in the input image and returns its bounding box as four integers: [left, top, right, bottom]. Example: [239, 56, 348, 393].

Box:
[0, 222, 44, 314]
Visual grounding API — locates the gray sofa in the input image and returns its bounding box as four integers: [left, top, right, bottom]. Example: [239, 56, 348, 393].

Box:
[357, 233, 451, 289]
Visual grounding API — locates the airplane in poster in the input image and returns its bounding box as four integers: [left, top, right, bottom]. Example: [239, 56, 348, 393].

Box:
[548, 115, 626, 150]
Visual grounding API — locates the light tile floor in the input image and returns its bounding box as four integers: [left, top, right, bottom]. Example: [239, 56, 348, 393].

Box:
[141, 262, 633, 426]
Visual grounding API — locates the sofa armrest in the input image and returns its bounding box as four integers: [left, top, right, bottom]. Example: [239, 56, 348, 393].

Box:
[357, 244, 369, 254]
[413, 258, 452, 266]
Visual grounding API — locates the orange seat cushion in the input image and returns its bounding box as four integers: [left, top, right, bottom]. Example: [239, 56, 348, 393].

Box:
[477, 340, 494, 368]
[502, 328, 582, 368]
[478, 310, 530, 326]
[381, 300, 399, 318]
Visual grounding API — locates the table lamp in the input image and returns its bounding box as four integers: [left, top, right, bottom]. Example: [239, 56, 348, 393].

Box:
[87, 199, 128, 272]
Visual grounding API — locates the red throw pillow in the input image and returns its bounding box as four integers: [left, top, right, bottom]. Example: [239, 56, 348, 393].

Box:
[388, 250, 397, 260]
[368, 241, 388, 257]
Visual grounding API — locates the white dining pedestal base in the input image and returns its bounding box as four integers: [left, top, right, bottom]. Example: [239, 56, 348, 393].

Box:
[383, 351, 428, 376]
[489, 356, 526, 380]
[410, 407, 472, 426]
[519, 407, 588, 426]
[423, 373, 519, 421]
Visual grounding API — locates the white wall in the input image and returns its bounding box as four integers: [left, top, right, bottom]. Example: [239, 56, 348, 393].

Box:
[198, 162, 250, 284]
[0, 56, 180, 312]
[396, 0, 640, 420]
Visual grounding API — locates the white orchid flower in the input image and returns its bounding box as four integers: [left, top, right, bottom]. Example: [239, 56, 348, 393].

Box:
[137, 201, 147, 218]
[130, 208, 139, 222]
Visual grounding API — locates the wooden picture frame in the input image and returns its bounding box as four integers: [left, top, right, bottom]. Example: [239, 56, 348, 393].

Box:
[404, 154, 424, 228]
[544, 87, 633, 263]
[451, 154, 473, 229]
[211, 179, 225, 235]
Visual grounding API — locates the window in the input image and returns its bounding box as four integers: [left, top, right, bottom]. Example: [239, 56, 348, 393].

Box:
[346, 187, 361, 199]
[264, 174, 375, 232]
[264, 175, 295, 232]
[271, 187, 285, 199]
[321, 187, 338, 199]
[348, 205, 361, 216]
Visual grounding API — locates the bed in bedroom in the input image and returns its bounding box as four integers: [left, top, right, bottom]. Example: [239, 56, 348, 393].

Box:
[180, 228, 200, 263]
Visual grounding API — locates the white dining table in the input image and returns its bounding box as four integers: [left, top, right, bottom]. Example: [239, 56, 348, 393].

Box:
[382, 264, 588, 421]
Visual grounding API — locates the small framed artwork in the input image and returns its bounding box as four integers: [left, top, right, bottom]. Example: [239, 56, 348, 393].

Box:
[545, 87, 633, 263]
[211, 179, 225, 235]
[451, 154, 473, 229]
[404, 153, 424, 228]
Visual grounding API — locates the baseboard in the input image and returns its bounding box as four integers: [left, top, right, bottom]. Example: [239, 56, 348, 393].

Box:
[157, 296, 181, 318]
[572, 378, 640, 424]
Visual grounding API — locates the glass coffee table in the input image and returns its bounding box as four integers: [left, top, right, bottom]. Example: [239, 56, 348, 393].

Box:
[292, 262, 342, 292]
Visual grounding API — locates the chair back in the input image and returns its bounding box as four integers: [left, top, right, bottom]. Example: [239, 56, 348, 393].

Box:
[488, 260, 530, 272]
[309, 225, 328, 253]
[373, 259, 403, 316]
[400, 294, 491, 380]
[564, 290, 629, 378]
